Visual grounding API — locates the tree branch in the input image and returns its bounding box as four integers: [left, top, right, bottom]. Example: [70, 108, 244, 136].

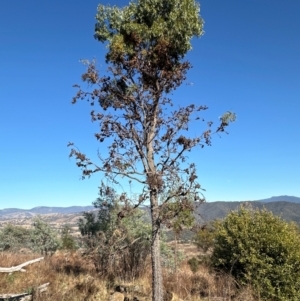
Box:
[0, 257, 44, 273]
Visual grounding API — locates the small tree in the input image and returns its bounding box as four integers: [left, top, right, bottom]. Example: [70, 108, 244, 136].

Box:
[31, 216, 60, 255]
[60, 224, 78, 250]
[0, 224, 32, 252]
[194, 223, 215, 253]
[212, 206, 300, 301]
[69, 0, 235, 299]
[78, 188, 151, 280]
[78, 212, 101, 238]
[160, 188, 196, 274]
[78, 186, 121, 241]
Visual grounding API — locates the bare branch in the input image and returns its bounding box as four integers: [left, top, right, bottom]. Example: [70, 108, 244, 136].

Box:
[0, 257, 44, 273]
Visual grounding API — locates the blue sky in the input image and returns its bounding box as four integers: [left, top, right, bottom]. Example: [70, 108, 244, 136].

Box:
[1, 0, 299, 209]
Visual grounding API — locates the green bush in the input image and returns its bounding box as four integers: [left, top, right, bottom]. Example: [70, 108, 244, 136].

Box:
[0, 224, 32, 252]
[194, 223, 215, 253]
[212, 206, 300, 301]
[187, 256, 200, 273]
[60, 224, 78, 250]
[78, 190, 151, 280]
[31, 216, 60, 255]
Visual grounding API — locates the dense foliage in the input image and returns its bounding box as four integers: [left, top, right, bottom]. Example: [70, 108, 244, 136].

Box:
[194, 223, 215, 253]
[94, 0, 203, 64]
[0, 224, 32, 252]
[30, 217, 61, 255]
[0, 218, 68, 254]
[212, 206, 300, 301]
[60, 224, 78, 250]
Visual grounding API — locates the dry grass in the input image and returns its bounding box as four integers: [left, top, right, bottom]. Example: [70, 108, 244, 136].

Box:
[149, 263, 254, 301]
[0, 250, 255, 301]
[0, 251, 108, 301]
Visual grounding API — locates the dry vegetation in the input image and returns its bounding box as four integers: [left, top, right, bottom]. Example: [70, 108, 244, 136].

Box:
[0, 247, 255, 301]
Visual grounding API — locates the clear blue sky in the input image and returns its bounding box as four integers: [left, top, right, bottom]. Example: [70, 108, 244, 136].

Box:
[1, 0, 299, 209]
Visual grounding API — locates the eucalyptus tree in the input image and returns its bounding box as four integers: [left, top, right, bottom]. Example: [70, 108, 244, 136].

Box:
[69, 0, 235, 299]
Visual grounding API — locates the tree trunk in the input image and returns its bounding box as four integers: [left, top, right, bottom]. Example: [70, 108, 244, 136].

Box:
[150, 192, 163, 301]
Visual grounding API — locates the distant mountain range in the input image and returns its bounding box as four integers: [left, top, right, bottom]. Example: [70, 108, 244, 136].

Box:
[1, 196, 300, 223]
[0, 206, 95, 219]
[255, 195, 300, 203]
[195, 201, 300, 224]
[194, 195, 300, 224]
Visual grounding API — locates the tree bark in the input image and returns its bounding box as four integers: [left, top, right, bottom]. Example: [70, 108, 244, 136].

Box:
[150, 192, 163, 301]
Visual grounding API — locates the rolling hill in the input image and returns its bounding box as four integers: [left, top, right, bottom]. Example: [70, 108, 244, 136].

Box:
[1, 196, 300, 225]
[195, 200, 300, 224]
[255, 195, 300, 203]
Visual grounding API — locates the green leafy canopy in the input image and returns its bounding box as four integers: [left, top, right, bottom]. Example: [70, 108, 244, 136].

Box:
[212, 206, 300, 301]
[94, 0, 204, 63]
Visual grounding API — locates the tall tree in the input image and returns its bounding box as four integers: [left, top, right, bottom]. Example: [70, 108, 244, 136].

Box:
[69, 0, 235, 299]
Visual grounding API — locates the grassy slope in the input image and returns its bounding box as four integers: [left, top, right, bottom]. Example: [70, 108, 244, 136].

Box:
[0, 249, 256, 301]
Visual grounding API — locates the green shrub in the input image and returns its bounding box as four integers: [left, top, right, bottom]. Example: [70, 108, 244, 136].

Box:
[194, 223, 215, 253]
[30, 216, 60, 255]
[0, 224, 32, 251]
[78, 191, 151, 280]
[187, 257, 200, 273]
[60, 224, 78, 250]
[212, 206, 300, 301]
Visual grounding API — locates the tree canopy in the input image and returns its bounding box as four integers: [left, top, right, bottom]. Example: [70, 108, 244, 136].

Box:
[94, 0, 204, 64]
